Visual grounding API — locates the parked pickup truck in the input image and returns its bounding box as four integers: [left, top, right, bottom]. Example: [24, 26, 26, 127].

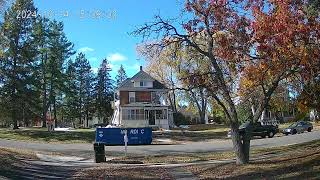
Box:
[228, 121, 279, 138]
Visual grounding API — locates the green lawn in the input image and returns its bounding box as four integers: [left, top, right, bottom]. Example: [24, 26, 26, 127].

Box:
[153, 129, 229, 142]
[154, 124, 230, 142]
[0, 125, 230, 144]
[0, 122, 318, 144]
[0, 127, 95, 143]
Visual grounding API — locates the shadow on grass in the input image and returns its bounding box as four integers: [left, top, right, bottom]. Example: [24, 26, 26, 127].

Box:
[252, 139, 320, 157]
[189, 145, 320, 180]
[74, 166, 173, 180]
[0, 148, 78, 179]
[230, 153, 320, 180]
[0, 129, 95, 143]
[153, 130, 229, 142]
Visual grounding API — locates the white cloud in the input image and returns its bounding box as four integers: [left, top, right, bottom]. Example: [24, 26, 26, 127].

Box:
[107, 53, 127, 62]
[78, 47, 94, 53]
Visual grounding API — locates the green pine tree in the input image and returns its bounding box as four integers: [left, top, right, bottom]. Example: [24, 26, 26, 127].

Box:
[115, 64, 128, 87]
[74, 52, 95, 127]
[46, 20, 74, 127]
[64, 59, 78, 126]
[32, 16, 50, 127]
[0, 0, 38, 129]
[96, 59, 114, 124]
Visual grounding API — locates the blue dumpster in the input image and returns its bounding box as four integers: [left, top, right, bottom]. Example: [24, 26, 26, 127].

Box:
[95, 127, 152, 145]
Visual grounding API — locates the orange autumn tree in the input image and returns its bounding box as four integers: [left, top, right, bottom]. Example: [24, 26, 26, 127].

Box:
[133, 0, 320, 164]
[240, 0, 320, 121]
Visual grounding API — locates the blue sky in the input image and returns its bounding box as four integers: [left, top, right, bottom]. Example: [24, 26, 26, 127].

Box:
[33, 0, 184, 78]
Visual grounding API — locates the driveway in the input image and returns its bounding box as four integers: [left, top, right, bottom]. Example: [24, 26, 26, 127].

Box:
[0, 130, 319, 157]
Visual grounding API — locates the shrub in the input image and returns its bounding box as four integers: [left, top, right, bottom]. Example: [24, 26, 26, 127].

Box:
[294, 112, 308, 122]
[209, 116, 225, 125]
[173, 112, 191, 126]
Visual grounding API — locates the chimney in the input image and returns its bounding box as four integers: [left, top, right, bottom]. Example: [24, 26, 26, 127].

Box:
[140, 66, 143, 71]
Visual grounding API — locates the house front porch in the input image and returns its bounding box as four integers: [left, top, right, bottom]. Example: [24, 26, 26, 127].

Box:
[120, 105, 170, 129]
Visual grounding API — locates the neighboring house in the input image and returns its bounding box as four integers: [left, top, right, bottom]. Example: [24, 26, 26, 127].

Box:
[259, 87, 296, 125]
[111, 66, 172, 129]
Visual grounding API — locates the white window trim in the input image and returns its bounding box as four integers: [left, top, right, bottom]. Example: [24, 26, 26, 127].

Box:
[129, 92, 135, 103]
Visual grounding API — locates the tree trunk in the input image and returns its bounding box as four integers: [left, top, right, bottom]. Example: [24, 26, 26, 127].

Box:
[251, 105, 255, 116]
[201, 90, 207, 124]
[12, 110, 18, 129]
[260, 109, 265, 122]
[199, 110, 206, 124]
[230, 123, 250, 164]
[79, 84, 82, 126]
[12, 56, 18, 130]
[54, 97, 57, 128]
[22, 105, 25, 127]
[189, 88, 207, 124]
[172, 90, 177, 113]
[86, 109, 89, 127]
[103, 117, 106, 124]
[41, 52, 47, 128]
[170, 69, 177, 113]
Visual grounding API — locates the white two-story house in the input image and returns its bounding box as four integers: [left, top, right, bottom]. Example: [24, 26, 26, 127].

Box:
[111, 66, 172, 129]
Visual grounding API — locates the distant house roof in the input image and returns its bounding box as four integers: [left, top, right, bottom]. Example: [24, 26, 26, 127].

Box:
[118, 66, 167, 90]
[118, 78, 132, 88]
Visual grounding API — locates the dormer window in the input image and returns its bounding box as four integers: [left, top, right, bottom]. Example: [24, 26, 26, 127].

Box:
[140, 81, 145, 87]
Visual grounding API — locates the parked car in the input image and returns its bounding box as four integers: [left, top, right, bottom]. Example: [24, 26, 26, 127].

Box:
[228, 121, 279, 138]
[282, 121, 313, 135]
[179, 125, 190, 129]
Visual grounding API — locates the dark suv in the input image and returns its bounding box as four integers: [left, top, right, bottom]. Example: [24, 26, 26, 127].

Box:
[228, 121, 279, 138]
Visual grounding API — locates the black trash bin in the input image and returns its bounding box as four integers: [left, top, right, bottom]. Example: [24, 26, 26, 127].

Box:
[94, 142, 106, 163]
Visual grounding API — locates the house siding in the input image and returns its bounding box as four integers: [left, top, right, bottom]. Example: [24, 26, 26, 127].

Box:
[120, 91, 152, 105]
[121, 119, 169, 129]
[136, 91, 151, 102]
[122, 120, 148, 128]
[120, 91, 129, 105]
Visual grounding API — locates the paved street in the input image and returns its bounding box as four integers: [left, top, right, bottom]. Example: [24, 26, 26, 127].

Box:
[0, 130, 319, 179]
[0, 130, 319, 157]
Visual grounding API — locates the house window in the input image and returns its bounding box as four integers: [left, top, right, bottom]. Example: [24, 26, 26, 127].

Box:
[122, 110, 130, 120]
[154, 109, 168, 120]
[140, 81, 144, 87]
[137, 109, 144, 120]
[129, 92, 135, 103]
[163, 109, 167, 119]
[156, 110, 164, 119]
[122, 109, 144, 120]
[151, 92, 160, 104]
[130, 109, 135, 120]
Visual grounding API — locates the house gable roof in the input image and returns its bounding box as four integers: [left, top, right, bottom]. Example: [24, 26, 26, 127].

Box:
[131, 70, 155, 81]
[118, 69, 167, 90]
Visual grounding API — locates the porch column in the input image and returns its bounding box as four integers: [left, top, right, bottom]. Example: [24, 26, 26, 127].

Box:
[154, 110, 157, 125]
